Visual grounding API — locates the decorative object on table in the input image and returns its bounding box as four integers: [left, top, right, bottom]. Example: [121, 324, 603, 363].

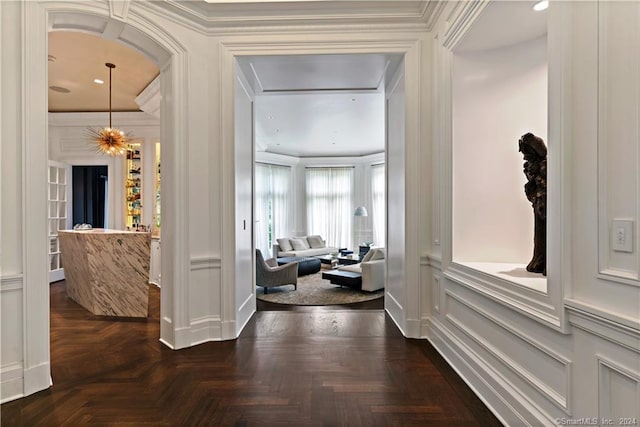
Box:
[339, 249, 353, 256]
[255, 249, 298, 294]
[330, 253, 339, 269]
[88, 63, 130, 156]
[518, 132, 547, 275]
[256, 271, 384, 305]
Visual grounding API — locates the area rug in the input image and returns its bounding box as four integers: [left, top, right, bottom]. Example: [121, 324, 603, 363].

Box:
[256, 271, 384, 306]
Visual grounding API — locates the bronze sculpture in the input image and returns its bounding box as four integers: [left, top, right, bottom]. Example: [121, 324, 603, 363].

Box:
[518, 133, 547, 276]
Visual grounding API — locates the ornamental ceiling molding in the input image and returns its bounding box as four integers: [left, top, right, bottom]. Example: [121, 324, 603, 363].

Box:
[136, 1, 445, 35]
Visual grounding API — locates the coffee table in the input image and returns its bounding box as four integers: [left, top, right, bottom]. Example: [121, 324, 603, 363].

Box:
[322, 270, 362, 289]
[317, 254, 360, 266]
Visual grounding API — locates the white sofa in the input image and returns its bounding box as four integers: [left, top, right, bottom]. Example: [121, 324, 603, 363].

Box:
[272, 235, 339, 258]
[338, 247, 385, 292]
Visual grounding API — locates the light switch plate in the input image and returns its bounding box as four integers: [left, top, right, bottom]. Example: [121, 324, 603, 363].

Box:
[612, 219, 633, 253]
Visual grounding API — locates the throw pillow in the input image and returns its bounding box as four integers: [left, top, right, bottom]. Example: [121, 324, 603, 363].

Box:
[276, 238, 293, 252]
[361, 248, 375, 263]
[369, 248, 385, 260]
[290, 238, 310, 251]
[307, 235, 325, 249]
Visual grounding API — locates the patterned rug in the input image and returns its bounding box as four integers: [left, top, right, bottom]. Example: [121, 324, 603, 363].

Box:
[256, 270, 384, 306]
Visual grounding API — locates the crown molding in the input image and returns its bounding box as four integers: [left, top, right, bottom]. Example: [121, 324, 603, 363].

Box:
[136, 0, 440, 35]
[135, 75, 161, 119]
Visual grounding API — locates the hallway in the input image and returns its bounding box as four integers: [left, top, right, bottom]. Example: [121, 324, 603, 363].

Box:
[1, 282, 501, 426]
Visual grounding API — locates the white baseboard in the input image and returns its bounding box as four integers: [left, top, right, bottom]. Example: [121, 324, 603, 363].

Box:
[1, 363, 24, 404]
[23, 361, 51, 398]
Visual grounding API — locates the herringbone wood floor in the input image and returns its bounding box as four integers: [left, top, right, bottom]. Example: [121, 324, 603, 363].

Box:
[1, 281, 501, 426]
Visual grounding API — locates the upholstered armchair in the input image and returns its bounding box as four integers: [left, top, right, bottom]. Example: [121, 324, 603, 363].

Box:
[338, 247, 385, 292]
[255, 249, 298, 294]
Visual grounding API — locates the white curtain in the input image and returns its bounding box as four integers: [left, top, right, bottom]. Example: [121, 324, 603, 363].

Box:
[306, 167, 354, 249]
[255, 163, 291, 258]
[371, 163, 386, 247]
[254, 164, 271, 257]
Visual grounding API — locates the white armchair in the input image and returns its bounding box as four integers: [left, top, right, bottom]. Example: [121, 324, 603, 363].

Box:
[338, 248, 385, 292]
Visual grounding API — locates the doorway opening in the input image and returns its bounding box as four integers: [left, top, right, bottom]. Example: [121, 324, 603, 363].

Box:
[235, 53, 403, 313]
[72, 165, 108, 228]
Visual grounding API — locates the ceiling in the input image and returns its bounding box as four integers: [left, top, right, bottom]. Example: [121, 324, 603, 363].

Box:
[49, 29, 399, 157]
[240, 54, 402, 157]
[48, 32, 159, 112]
[455, 1, 548, 53]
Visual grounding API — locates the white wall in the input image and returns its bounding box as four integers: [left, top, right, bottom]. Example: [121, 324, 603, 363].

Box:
[428, 2, 640, 425]
[1, 1, 26, 401]
[452, 36, 548, 264]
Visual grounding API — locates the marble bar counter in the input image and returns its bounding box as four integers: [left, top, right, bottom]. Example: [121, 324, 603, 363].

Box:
[58, 229, 151, 317]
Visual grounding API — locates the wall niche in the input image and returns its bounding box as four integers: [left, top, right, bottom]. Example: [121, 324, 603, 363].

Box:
[451, 1, 548, 292]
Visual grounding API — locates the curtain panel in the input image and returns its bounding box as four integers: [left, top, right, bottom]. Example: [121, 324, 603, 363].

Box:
[371, 163, 386, 247]
[255, 163, 292, 257]
[306, 167, 354, 249]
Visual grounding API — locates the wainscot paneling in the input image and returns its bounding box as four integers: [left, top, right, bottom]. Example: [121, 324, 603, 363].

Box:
[0, 275, 24, 403]
[597, 0, 640, 285]
[444, 289, 571, 413]
[188, 257, 223, 344]
[429, 318, 552, 425]
[598, 357, 640, 422]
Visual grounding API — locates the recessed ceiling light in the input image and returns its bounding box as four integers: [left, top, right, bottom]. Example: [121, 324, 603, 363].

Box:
[533, 1, 548, 11]
[267, 115, 273, 119]
[49, 86, 70, 93]
[94, 79, 104, 84]
[275, 129, 280, 133]
[351, 98, 356, 102]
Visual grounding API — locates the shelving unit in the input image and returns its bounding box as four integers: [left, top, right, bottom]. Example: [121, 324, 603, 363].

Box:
[125, 142, 142, 229]
[154, 141, 161, 234]
[48, 162, 69, 283]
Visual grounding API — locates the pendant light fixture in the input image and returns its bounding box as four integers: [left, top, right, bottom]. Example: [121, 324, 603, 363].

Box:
[89, 62, 128, 156]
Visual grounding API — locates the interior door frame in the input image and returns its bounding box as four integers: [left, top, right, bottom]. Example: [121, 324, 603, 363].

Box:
[219, 35, 426, 338]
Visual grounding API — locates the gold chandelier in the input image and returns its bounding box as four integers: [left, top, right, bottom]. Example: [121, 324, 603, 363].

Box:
[90, 63, 128, 156]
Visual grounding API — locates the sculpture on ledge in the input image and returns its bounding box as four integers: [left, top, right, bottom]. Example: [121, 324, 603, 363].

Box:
[518, 132, 547, 276]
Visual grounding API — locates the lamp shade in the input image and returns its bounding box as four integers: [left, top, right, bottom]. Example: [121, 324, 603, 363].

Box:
[353, 206, 368, 217]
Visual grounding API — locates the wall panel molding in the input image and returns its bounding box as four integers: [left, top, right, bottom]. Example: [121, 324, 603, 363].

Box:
[429, 318, 554, 426]
[1, 275, 23, 292]
[445, 290, 571, 412]
[566, 300, 640, 353]
[596, 0, 640, 284]
[432, 273, 441, 313]
[445, 266, 562, 330]
[190, 256, 222, 271]
[597, 356, 640, 421]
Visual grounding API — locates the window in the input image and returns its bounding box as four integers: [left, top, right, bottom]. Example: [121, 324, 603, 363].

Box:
[255, 163, 291, 257]
[371, 163, 385, 247]
[306, 167, 354, 248]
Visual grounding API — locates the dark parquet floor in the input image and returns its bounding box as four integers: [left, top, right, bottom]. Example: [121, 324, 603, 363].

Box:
[1, 281, 502, 426]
